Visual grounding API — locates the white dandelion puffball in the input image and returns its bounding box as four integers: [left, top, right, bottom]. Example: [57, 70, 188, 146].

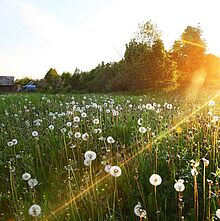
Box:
[216, 209, 220, 219]
[81, 112, 87, 118]
[208, 100, 215, 106]
[84, 151, 96, 161]
[84, 159, 91, 166]
[7, 141, 13, 147]
[32, 131, 38, 137]
[134, 202, 147, 218]
[174, 180, 185, 192]
[107, 136, 115, 144]
[110, 166, 122, 177]
[146, 103, 153, 110]
[28, 178, 38, 188]
[137, 118, 143, 126]
[48, 124, 54, 130]
[149, 174, 162, 186]
[82, 133, 89, 141]
[22, 172, 31, 181]
[166, 104, 173, 109]
[93, 118, 99, 124]
[139, 127, 147, 134]
[66, 122, 72, 127]
[202, 158, 209, 166]
[74, 132, 81, 139]
[28, 204, 41, 217]
[12, 139, 18, 145]
[73, 116, 80, 123]
[191, 168, 198, 176]
[104, 165, 112, 173]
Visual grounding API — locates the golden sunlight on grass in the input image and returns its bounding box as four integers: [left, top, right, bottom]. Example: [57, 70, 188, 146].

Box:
[42, 90, 220, 220]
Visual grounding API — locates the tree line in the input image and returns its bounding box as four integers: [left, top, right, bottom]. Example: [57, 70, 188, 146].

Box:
[15, 20, 220, 93]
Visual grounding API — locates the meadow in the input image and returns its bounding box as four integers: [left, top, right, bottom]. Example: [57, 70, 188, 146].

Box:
[0, 92, 220, 221]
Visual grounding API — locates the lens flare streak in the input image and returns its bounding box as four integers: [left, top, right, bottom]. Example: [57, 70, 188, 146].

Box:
[42, 91, 220, 220]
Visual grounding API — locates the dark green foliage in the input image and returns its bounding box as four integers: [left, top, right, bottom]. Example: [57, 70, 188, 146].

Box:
[17, 21, 219, 93]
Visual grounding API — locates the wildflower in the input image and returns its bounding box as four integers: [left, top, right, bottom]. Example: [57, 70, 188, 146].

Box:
[22, 172, 31, 181]
[216, 209, 220, 219]
[12, 139, 18, 145]
[7, 141, 13, 147]
[28, 178, 38, 188]
[66, 122, 72, 127]
[84, 159, 91, 166]
[208, 100, 215, 106]
[146, 103, 153, 110]
[139, 127, 147, 134]
[134, 202, 147, 218]
[202, 158, 209, 167]
[174, 179, 185, 192]
[191, 168, 198, 176]
[104, 165, 112, 173]
[81, 112, 87, 118]
[107, 136, 115, 144]
[93, 118, 99, 124]
[166, 104, 173, 109]
[106, 109, 111, 113]
[28, 204, 41, 217]
[32, 131, 38, 137]
[73, 116, 80, 123]
[48, 124, 54, 130]
[61, 128, 67, 133]
[190, 160, 200, 167]
[84, 151, 96, 161]
[110, 166, 122, 177]
[82, 133, 89, 141]
[149, 174, 162, 186]
[93, 129, 98, 134]
[176, 127, 183, 134]
[137, 118, 143, 126]
[74, 132, 81, 139]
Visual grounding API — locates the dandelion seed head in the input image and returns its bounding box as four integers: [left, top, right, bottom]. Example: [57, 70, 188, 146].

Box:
[149, 174, 162, 186]
[84, 151, 96, 161]
[28, 204, 41, 217]
[107, 136, 115, 144]
[216, 209, 220, 219]
[74, 132, 81, 139]
[134, 202, 147, 218]
[22, 172, 31, 181]
[28, 178, 38, 188]
[110, 166, 122, 177]
[32, 131, 38, 137]
[104, 165, 112, 173]
[174, 180, 185, 192]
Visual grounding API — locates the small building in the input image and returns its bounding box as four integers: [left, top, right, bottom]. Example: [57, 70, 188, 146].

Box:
[0, 76, 15, 92]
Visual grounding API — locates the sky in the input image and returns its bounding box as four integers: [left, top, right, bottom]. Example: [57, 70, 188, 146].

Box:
[0, 0, 220, 79]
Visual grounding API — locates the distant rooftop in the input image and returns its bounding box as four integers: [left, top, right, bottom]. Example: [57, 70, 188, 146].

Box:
[0, 76, 14, 86]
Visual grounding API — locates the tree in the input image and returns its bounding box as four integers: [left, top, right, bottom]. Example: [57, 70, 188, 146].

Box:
[123, 20, 175, 91]
[134, 20, 161, 46]
[171, 25, 206, 87]
[44, 68, 60, 91]
[15, 77, 33, 87]
[61, 72, 72, 90]
[204, 54, 220, 87]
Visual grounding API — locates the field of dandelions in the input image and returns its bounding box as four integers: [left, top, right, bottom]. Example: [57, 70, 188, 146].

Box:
[0, 92, 220, 221]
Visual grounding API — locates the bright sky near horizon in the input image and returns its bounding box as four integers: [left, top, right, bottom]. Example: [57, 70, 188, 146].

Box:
[0, 0, 220, 79]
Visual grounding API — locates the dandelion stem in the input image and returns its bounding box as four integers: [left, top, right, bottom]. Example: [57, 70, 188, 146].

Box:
[194, 175, 198, 221]
[154, 185, 159, 221]
[113, 177, 117, 219]
[203, 164, 206, 221]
